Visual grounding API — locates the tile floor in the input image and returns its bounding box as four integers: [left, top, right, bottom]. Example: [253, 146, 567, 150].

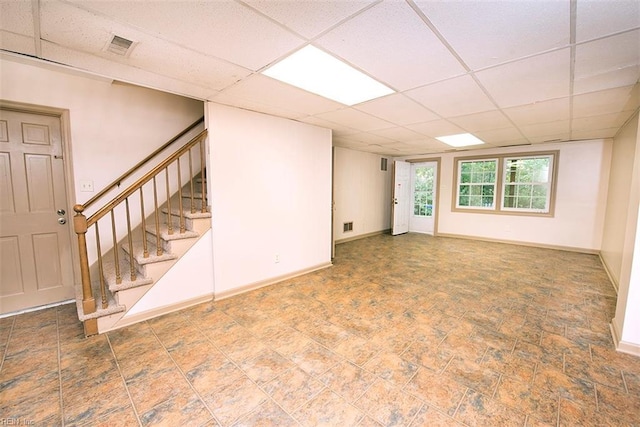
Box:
[1, 233, 640, 426]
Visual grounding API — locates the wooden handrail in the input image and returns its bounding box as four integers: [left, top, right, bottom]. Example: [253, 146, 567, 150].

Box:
[73, 121, 208, 333]
[82, 116, 204, 210]
[82, 129, 207, 227]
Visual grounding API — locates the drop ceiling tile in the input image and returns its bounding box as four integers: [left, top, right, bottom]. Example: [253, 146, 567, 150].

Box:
[404, 75, 495, 117]
[572, 85, 639, 117]
[63, 0, 304, 70]
[41, 41, 217, 100]
[242, 0, 375, 39]
[0, 30, 36, 56]
[40, 1, 250, 92]
[345, 132, 395, 145]
[414, 0, 569, 70]
[527, 133, 570, 144]
[448, 110, 513, 132]
[130, 40, 252, 92]
[576, 0, 640, 42]
[407, 119, 465, 138]
[332, 138, 370, 150]
[358, 144, 400, 155]
[474, 49, 571, 108]
[314, 108, 394, 132]
[572, 110, 636, 132]
[473, 127, 527, 145]
[502, 98, 571, 126]
[570, 128, 619, 140]
[315, 1, 465, 91]
[519, 120, 570, 139]
[215, 74, 343, 117]
[370, 127, 425, 142]
[574, 30, 640, 94]
[300, 116, 359, 135]
[0, 1, 34, 36]
[354, 94, 439, 125]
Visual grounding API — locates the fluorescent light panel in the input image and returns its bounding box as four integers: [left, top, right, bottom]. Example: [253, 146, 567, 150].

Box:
[262, 45, 394, 106]
[436, 133, 485, 147]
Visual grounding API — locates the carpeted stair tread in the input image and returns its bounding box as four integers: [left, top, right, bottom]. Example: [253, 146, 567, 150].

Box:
[121, 240, 178, 265]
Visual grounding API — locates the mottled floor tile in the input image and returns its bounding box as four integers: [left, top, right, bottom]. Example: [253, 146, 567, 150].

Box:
[294, 388, 365, 426]
[564, 353, 626, 392]
[401, 342, 453, 373]
[262, 367, 325, 413]
[454, 389, 526, 427]
[595, 384, 640, 424]
[494, 376, 558, 424]
[481, 347, 536, 384]
[2, 233, 636, 426]
[403, 368, 466, 416]
[533, 366, 596, 406]
[318, 360, 377, 403]
[332, 334, 381, 366]
[234, 399, 298, 427]
[239, 348, 294, 385]
[355, 378, 423, 427]
[139, 393, 212, 426]
[364, 352, 419, 387]
[444, 356, 501, 396]
[409, 404, 464, 427]
[290, 341, 342, 377]
[202, 376, 268, 426]
[623, 370, 640, 397]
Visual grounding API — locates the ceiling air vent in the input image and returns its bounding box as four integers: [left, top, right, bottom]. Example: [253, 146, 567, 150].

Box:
[105, 35, 135, 57]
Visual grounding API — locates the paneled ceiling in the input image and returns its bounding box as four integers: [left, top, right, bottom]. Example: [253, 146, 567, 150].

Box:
[1, 0, 639, 156]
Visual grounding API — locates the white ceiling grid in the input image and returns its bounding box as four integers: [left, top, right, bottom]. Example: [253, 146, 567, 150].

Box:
[0, 0, 638, 156]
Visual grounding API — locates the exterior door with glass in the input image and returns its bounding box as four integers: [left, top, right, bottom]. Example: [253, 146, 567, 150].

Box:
[409, 162, 437, 235]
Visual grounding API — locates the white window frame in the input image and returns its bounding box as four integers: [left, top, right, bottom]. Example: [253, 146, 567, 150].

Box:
[453, 151, 559, 217]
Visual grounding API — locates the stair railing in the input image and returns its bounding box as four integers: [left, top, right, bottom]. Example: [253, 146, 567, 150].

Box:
[73, 123, 208, 318]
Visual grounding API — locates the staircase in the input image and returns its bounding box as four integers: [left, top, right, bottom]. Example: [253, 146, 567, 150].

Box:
[72, 119, 210, 336]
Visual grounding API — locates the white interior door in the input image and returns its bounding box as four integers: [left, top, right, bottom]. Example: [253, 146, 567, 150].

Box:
[409, 162, 437, 235]
[392, 160, 410, 235]
[0, 109, 75, 314]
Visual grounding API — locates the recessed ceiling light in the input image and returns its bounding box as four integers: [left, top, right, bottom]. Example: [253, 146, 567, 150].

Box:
[262, 45, 395, 106]
[436, 133, 485, 147]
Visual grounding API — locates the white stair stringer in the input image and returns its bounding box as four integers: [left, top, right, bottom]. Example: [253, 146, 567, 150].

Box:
[94, 213, 211, 333]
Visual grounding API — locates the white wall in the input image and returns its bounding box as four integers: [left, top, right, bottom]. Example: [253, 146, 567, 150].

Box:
[207, 103, 332, 296]
[399, 140, 611, 251]
[602, 113, 639, 286]
[125, 230, 214, 316]
[604, 112, 640, 355]
[0, 54, 204, 205]
[333, 147, 392, 242]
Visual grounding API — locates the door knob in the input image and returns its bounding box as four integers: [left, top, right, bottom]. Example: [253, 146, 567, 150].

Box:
[58, 217, 67, 225]
[57, 209, 66, 216]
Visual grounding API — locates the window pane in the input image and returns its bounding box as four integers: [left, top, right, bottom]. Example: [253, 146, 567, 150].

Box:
[457, 159, 497, 209]
[502, 155, 552, 213]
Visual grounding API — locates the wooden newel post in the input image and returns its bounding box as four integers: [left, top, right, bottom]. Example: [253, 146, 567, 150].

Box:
[74, 204, 96, 315]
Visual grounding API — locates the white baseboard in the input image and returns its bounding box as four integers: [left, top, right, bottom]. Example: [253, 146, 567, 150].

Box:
[106, 293, 214, 331]
[214, 262, 333, 301]
[436, 232, 600, 254]
[335, 229, 391, 245]
[610, 321, 640, 357]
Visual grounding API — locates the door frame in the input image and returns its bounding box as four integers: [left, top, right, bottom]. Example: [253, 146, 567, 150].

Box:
[0, 100, 80, 309]
[406, 157, 442, 236]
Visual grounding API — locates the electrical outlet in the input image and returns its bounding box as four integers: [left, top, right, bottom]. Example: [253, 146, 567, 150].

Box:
[275, 254, 280, 263]
[80, 180, 94, 192]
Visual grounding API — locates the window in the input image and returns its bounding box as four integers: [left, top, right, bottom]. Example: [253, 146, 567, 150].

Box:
[453, 151, 558, 216]
[502, 155, 553, 213]
[456, 159, 497, 209]
[413, 166, 434, 216]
